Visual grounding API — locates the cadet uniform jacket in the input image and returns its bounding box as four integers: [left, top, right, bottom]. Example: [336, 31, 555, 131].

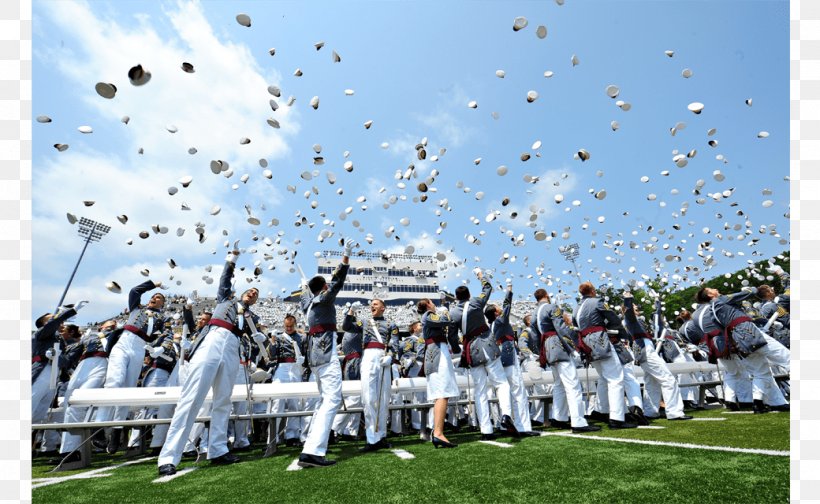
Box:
[123, 280, 165, 343]
[300, 261, 349, 367]
[491, 289, 518, 367]
[31, 307, 77, 382]
[530, 301, 576, 367]
[450, 279, 498, 367]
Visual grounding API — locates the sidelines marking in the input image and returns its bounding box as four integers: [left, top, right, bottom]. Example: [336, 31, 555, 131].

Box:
[286, 459, 303, 471]
[540, 432, 789, 457]
[478, 440, 513, 448]
[153, 467, 197, 483]
[693, 417, 726, 421]
[722, 411, 754, 415]
[33, 457, 155, 489]
[637, 426, 666, 430]
[391, 449, 415, 460]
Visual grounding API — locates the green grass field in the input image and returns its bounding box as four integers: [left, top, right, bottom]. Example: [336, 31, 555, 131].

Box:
[32, 407, 789, 504]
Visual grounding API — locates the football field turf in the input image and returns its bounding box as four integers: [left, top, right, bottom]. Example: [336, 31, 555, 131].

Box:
[32, 407, 789, 504]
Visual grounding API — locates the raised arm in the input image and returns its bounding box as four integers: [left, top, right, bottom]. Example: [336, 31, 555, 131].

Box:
[129, 280, 158, 311]
[217, 254, 238, 303]
[499, 287, 513, 324]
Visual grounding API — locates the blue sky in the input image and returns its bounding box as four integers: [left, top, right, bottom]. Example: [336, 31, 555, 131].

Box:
[31, 0, 789, 323]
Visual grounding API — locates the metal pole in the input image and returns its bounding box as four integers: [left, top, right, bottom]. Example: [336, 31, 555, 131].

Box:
[56, 232, 93, 311]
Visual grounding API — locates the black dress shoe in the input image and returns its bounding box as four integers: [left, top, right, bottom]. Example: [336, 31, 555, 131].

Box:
[608, 420, 638, 430]
[668, 415, 694, 421]
[571, 425, 602, 434]
[359, 439, 392, 453]
[285, 438, 304, 447]
[432, 436, 458, 448]
[328, 431, 337, 445]
[520, 431, 542, 437]
[628, 406, 651, 426]
[500, 415, 519, 436]
[548, 419, 571, 430]
[182, 450, 198, 459]
[769, 404, 790, 412]
[297, 453, 336, 468]
[158, 464, 177, 476]
[338, 434, 357, 443]
[479, 433, 497, 441]
[586, 411, 610, 423]
[149, 447, 162, 456]
[39, 450, 59, 458]
[210, 452, 241, 465]
[753, 399, 770, 415]
[739, 402, 754, 410]
[232, 445, 252, 452]
[531, 420, 545, 427]
[724, 401, 740, 411]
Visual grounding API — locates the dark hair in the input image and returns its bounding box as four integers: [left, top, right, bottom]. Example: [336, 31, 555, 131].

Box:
[201, 310, 213, 316]
[63, 324, 80, 338]
[35, 312, 51, 329]
[757, 285, 773, 298]
[455, 286, 470, 301]
[579, 282, 595, 297]
[533, 288, 548, 301]
[308, 275, 327, 295]
[371, 298, 386, 308]
[417, 299, 430, 315]
[523, 314, 531, 325]
[410, 321, 421, 332]
[695, 288, 712, 304]
[284, 314, 297, 323]
[484, 305, 497, 323]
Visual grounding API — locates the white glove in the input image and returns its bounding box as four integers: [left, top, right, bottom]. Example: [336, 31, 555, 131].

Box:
[351, 300, 362, 308]
[45, 348, 55, 360]
[767, 265, 785, 276]
[74, 300, 89, 311]
[225, 251, 240, 264]
[247, 362, 258, 373]
[155, 281, 168, 290]
[773, 321, 784, 330]
[186, 298, 194, 308]
[251, 332, 267, 345]
[343, 237, 356, 256]
[622, 291, 633, 299]
[251, 369, 271, 383]
[145, 345, 164, 359]
[380, 355, 393, 367]
[472, 267, 482, 277]
[180, 338, 192, 352]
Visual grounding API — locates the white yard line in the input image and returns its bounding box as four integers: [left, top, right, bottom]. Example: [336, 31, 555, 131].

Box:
[722, 411, 754, 415]
[637, 426, 666, 430]
[540, 432, 788, 457]
[33, 457, 155, 489]
[478, 440, 514, 448]
[152, 467, 198, 483]
[391, 449, 415, 460]
[692, 417, 726, 421]
[286, 458, 303, 471]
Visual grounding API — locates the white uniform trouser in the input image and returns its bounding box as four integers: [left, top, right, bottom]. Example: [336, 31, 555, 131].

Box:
[150, 362, 183, 449]
[300, 374, 320, 443]
[761, 334, 790, 372]
[231, 364, 252, 449]
[271, 363, 303, 442]
[184, 403, 211, 454]
[737, 349, 779, 402]
[302, 340, 343, 457]
[718, 357, 751, 403]
[589, 344, 626, 422]
[639, 343, 684, 418]
[521, 357, 548, 423]
[503, 363, 532, 432]
[621, 362, 643, 409]
[127, 367, 171, 448]
[549, 361, 589, 428]
[96, 332, 146, 423]
[32, 364, 55, 427]
[469, 357, 512, 435]
[360, 347, 391, 444]
[390, 364, 404, 435]
[158, 327, 239, 467]
[60, 357, 108, 453]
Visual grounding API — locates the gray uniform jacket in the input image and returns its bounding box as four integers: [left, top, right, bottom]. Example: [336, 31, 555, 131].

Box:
[530, 301, 576, 366]
[708, 289, 768, 356]
[517, 327, 539, 363]
[450, 279, 498, 367]
[301, 262, 349, 367]
[123, 280, 165, 342]
[342, 314, 400, 357]
[32, 307, 77, 382]
[623, 297, 652, 364]
[491, 289, 518, 367]
[421, 310, 455, 376]
[398, 334, 423, 377]
[573, 296, 621, 361]
[338, 329, 363, 380]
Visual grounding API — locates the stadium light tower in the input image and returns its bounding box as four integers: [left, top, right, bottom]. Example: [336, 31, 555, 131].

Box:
[56, 217, 110, 310]
[559, 243, 582, 286]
